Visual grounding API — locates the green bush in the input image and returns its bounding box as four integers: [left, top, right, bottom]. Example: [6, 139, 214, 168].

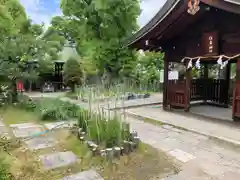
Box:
[35, 98, 68, 121]
[104, 115, 122, 148]
[78, 108, 90, 132]
[0, 84, 12, 107]
[16, 94, 36, 111]
[0, 155, 10, 180]
[35, 98, 80, 121]
[62, 101, 79, 118]
[78, 109, 131, 148]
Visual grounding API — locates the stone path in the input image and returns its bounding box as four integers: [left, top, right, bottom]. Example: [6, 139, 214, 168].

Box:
[0, 119, 103, 180]
[125, 116, 240, 180]
[105, 93, 162, 109]
[126, 106, 240, 145]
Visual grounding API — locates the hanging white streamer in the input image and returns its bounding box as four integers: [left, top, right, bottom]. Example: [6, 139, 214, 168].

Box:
[217, 55, 223, 65]
[187, 59, 192, 69]
[220, 60, 228, 69]
[195, 58, 201, 69]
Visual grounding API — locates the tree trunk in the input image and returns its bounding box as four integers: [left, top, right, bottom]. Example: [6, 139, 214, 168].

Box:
[71, 84, 75, 93]
[12, 79, 18, 103]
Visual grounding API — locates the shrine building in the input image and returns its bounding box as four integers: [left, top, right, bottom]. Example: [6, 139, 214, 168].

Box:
[128, 0, 240, 121]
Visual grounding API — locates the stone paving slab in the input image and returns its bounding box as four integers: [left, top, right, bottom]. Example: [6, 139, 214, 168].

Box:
[12, 127, 42, 138]
[218, 171, 240, 180]
[0, 121, 8, 135]
[0, 120, 5, 127]
[44, 121, 76, 130]
[25, 137, 57, 150]
[163, 162, 216, 180]
[39, 151, 78, 170]
[10, 123, 42, 129]
[0, 125, 8, 133]
[167, 149, 196, 163]
[59, 169, 103, 180]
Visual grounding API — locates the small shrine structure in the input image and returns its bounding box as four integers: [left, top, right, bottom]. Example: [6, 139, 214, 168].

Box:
[128, 0, 240, 120]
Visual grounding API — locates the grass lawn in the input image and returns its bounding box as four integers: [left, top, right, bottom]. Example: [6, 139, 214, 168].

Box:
[0, 107, 179, 180]
[0, 106, 39, 125]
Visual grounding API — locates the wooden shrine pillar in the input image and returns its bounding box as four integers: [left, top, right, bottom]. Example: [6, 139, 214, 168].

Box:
[225, 63, 231, 105]
[232, 59, 240, 120]
[163, 53, 169, 110]
[184, 60, 192, 112]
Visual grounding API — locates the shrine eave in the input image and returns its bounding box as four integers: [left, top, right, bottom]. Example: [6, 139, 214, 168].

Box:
[127, 0, 240, 50]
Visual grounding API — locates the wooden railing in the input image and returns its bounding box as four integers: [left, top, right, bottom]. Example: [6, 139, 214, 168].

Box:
[191, 79, 229, 106]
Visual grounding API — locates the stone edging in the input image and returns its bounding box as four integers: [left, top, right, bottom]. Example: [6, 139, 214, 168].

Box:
[73, 127, 141, 159]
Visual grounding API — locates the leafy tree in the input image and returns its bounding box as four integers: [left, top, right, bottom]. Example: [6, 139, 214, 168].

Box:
[63, 57, 83, 92]
[58, 0, 140, 81]
[0, 0, 64, 102]
[134, 50, 164, 83]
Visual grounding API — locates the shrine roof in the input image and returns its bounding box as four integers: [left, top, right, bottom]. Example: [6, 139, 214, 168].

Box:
[127, 0, 240, 50]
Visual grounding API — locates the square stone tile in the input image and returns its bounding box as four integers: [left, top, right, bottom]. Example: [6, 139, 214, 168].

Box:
[44, 121, 76, 130]
[10, 123, 42, 129]
[0, 126, 8, 134]
[12, 127, 42, 138]
[59, 169, 104, 180]
[0, 120, 5, 127]
[25, 137, 57, 150]
[167, 149, 196, 163]
[39, 151, 78, 170]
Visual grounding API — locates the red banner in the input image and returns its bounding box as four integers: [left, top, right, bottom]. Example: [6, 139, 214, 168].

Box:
[17, 81, 24, 91]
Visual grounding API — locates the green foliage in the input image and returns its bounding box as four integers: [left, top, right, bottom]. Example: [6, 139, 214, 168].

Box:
[79, 111, 131, 148]
[104, 115, 122, 148]
[37, 59, 54, 75]
[63, 57, 83, 91]
[0, 84, 12, 107]
[78, 109, 90, 132]
[16, 94, 36, 111]
[55, 0, 140, 80]
[14, 95, 132, 149]
[134, 50, 164, 83]
[35, 98, 79, 121]
[0, 154, 10, 180]
[0, 0, 65, 102]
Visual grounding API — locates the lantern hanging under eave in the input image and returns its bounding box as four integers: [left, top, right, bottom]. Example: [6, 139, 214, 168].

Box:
[188, 0, 200, 15]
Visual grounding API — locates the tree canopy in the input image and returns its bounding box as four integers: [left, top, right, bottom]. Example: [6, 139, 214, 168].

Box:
[63, 57, 83, 92]
[0, 0, 65, 101]
[53, 0, 141, 81]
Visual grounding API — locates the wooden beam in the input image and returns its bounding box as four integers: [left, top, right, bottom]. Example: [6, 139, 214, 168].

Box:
[201, 0, 240, 14]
